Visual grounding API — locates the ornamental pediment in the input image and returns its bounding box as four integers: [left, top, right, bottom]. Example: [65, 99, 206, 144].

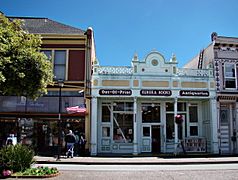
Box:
[132, 50, 177, 75]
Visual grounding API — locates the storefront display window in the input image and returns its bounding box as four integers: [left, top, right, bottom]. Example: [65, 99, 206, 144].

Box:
[33, 118, 85, 156]
[102, 105, 111, 122]
[178, 102, 186, 111]
[166, 102, 186, 112]
[166, 102, 174, 111]
[0, 119, 18, 148]
[166, 114, 174, 140]
[113, 102, 133, 111]
[142, 104, 160, 123]
[19, 118, 34, 146]
[113, 113, 133, 143]
[189, 106, 198, 122]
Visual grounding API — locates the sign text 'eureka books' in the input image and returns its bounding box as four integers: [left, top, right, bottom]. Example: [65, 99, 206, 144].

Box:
[140, 89, 172, 96]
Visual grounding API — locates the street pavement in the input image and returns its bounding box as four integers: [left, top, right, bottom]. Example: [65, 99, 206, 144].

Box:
[35, 155, 238, 165]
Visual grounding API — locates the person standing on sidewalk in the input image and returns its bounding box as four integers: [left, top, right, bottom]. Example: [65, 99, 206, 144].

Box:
[65, 130, 76, 158]
[79, 133, 86, 156]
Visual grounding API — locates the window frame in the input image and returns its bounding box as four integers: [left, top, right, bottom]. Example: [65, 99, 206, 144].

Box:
[224, 63, 236, 89]
[188, 104, 199, 137]
[141, 103, 161, 123]
[54, 50, 67, 81]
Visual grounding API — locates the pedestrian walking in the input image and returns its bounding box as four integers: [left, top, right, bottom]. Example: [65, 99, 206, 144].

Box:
[65, 130, 76, 158]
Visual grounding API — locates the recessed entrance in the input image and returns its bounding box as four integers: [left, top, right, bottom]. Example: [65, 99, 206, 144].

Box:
[151, 125, 160, 153]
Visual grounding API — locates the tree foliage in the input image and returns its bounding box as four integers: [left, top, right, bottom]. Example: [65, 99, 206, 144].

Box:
[0, 14, 53, 100]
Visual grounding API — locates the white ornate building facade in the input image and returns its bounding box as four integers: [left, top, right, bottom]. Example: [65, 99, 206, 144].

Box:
[90, 50, 218, 155]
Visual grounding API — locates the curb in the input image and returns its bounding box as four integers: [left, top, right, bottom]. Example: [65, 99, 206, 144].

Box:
[36, 160, 238, 165]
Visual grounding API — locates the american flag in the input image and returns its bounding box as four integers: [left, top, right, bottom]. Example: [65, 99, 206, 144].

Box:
[66, 104, 86, 114]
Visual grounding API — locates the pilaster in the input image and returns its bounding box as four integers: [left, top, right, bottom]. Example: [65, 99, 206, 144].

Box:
[90, 97, 98, 156]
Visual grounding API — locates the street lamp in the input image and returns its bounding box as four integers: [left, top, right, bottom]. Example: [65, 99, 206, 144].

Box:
[56, 79, 64, 161]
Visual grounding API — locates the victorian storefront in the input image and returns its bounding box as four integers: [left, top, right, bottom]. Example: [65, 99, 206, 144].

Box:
[90, 51, 219, 156]
[0, 15, 96, 155]
[0, 94, 85, 155]
[184, 33, 238, 155]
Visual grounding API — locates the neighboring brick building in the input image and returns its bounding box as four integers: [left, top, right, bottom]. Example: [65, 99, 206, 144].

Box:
[0, 16, 95, 156]
[184, 33, 238, 155]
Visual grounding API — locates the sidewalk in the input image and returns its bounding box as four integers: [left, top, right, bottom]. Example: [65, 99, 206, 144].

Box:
[35, 155, 238, 165]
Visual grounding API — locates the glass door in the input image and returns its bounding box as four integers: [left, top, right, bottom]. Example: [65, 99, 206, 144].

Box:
[142, 126, 151, 152]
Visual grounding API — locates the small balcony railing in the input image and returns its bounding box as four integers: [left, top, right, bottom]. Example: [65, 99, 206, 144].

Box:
[177, 68, 213, 77]
[97, 66, 133, 75]
[95, 66, 213, 77]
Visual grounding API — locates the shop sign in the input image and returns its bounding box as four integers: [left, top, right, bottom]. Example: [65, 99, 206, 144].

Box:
[140, 89, 172, 96]
[99, 89, 132, 96]
[183, 137, 206, 152]
[180, 90, 209, 97]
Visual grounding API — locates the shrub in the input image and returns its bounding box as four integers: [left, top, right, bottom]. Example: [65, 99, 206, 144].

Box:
[19, 166, 59, 176]
[0, 144, 35, 172]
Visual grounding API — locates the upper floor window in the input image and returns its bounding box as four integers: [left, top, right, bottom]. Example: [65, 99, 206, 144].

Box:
[224, 63, 236, 89]
[54, 50, 66, 80]
[41, 50, 52, 60]
[41, 50, 66, 80]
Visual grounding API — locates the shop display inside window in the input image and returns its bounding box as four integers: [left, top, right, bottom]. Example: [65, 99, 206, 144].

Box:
[142, 104, 160, 123]
[166, 102, 186, 112]
[102, 105, 111, 122]
[166, 114, 183, 140]
[166, 114, 174, 140]
[113, 113, 133, 143]
[178, 102, 186, 111]
[166, 102, 174, 111]
[189, 106, 198, 122]
[19, 118, 34, 145]
[113, 102, 133, 111]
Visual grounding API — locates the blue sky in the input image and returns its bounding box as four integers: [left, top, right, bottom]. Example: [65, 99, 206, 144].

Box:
[1, 0, 238, 67]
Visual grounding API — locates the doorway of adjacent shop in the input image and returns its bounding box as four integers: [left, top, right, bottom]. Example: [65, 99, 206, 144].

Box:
[151, 125, 160, 153]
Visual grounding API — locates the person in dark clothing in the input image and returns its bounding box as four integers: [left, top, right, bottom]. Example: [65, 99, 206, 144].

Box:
[79, 133, 86, 156]
[74, 131, 80, 156]
[65, 130, 76, 158]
